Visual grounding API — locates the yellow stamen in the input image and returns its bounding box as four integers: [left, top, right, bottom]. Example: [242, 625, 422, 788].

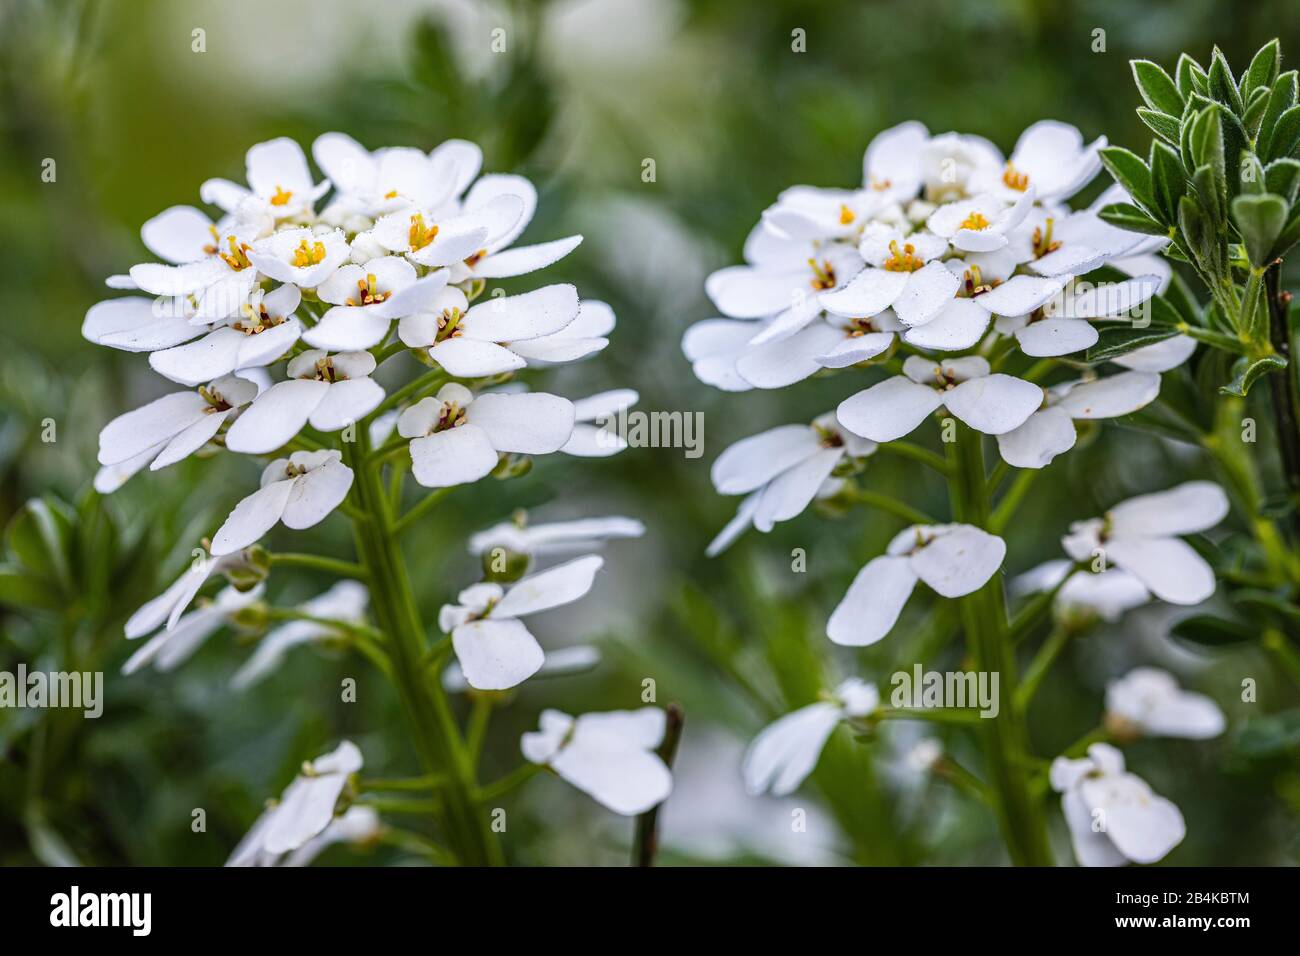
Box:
[839, 204, 856, 225]
[408, 213, 439, 251]
[435, 307, 464, 342]
[959, 265, 1002, 297]
[464, 249, 487, 267]
[270, 185, 293, 207]
[808, 258, 837, 291]
[959, 211, 991, 231]
[346, 273, 393, 307]
[384, 189, 399, 199]
[1032, 217, 1061, 259]
[291, 238, 327, 268]
[203, 225, 220, 256]
[218, 236, 252, 271]
[1002, 162, 1029, 192]
[869, 176, 893, 192]
[882, 239, 923, 273]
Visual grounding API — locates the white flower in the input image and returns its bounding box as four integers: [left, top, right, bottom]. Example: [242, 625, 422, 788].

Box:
[837, 355, 1042, 442]
[707, 413, 875, 556]
[226, 741, 364, 864]
[995, 371, 1161, 469]
[438, 555, 603, 690]
[147, 284, 305, 386]
[313, 133, 478, 221]
[682, 316, 777, 392]
[82, 294, 201, 353]
[232, 580, 369, 690]
[919, 132, 1004, 202]
[128, 215, 268, 322]
[201, 136, 330, 221]
[521, 707, 673, 815]
[229, 805, 381, 868]
[1050, 742, 1185, 867]
[304, 256, 450, 350]
[225, 350, 384, 454]
[124, 549, 252, 639]
[211, 450, 354, 556]
[447, 174, 584, 281]
[97, 374, 260, 489]
[1113, 335, 1197, 372]
[1104, 667, 1226, 740]
[926, 190, 1035, 253]
[742, 678, 879, 796]
[968, 120, 1105, 204]
[398, 384, 574, 489]
[443, 645, 600, 693]
[561, 389, 639, 456]
[1012, 559, 1149, 623]
[705, 226, 863, 321]
[397, 284, 581, 377]
[1061, 481, 1228, 605]
[366, 192, 524, 269]
[818, 224, 956, 328]
[995, 273, 1162, 358]
[1013, 207, 1145, 278]
[123, 583, 263, 675]
[468, 514, 645, 560]
[512, 299, 615, 366]
[828, 524, 1006, 646]
[245, 226, 351, 287]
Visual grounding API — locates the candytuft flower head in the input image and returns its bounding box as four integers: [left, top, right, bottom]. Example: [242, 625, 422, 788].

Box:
[1103, 667, 1225, 742]
[828, 524, 1006, 646]
[438, 555, 604, 690]
[1061, 481, 1229, 605]
[743, 678, 879, 796]
[521, 708, 673, 815]
[1050, 743, 1185, 867]
[211, 450, 354, 556]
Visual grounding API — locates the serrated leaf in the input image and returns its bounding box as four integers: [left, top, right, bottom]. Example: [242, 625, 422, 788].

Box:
[1097, 201, 1166, 236]
[1219, 353, 1287, 396]
[1230, 192, 1288, 265]
[1136, 107, 1181, 144]
[1132, 59, 1185, 116]
[1098, 146, 1156, 214]
[1086, 325, 1180, 363]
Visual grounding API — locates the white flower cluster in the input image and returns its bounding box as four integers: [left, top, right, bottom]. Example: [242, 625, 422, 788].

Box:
[692, 121, 1229, 867]
[90, 136, 670, 859]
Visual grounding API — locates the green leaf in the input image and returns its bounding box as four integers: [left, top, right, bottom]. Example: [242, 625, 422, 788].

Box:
[1175, 53, 1206, 99]
[1256, 70, 1298, 159]
[1149, 140, 1186, 223]
[1170, 613, 1256, 646]
[1192, 163, 1227, 234]
[1178, 193, 1214, 273]
[1231, 192, 1288, 265]
[1131, 59, 1185, 116]
[1219, 353, 1288, 396]
[5, 498, 72, 591]
[1208, 47, 1245, 116]
[1273, 203, 1300, 258]
[1136, 107, 1180, 145]
[0, 564, 63, 611]
[1235, 710, 1300, 758]
[1230, 588, 1300, 626]
[1238, 152, 1266, 194]
[1086, 325, 1179, 364]
[1266, 104, 1300, 162]
[1096, 201, 1166, 236]
[1265, 157, 1300, 204]
[1098, 147, 1156, 214]
[1244, 85, 1271, 139]
[1241, 39, 1281, 99]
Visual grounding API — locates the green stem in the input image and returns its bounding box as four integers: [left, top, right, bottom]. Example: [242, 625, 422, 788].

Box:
[394, 487, 455, 537]
[872, 707, 984, 725]
[1263, 629, 1300, 688]
[632, 702, 684, 867]
[989, 467, 1039, 535]
[1015, 623, 1072, 711]
[478, 763, 543, 802]
[268, 552, 368, 580]
[947, 425, 1053, 866]
[1264, 265, 1300, 535]
[344, 437, 500, 866]
[876, 440, 951, 475]
[849, 486, 935, 525]
[372, 368, 448, 417]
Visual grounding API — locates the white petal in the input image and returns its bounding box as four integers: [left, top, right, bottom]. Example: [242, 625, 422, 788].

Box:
[235, 319, 303, 370]
[246, 137, 314, 199]
[902, 297, 989, 350]
[945, 374, 1043, 435]
[827, 555, 918, 646]
[148, 328, 247, 385]
[1056, 371, 1160, 419]
[742, 702, 842, 796]
[1079, 773, 1184, 864]
[428, 338, 524, 376]
[463, 175, 535, 250]
[893, 261, 961, 326]
[1114, 335, 1195, 372]
[281, 459, 353, 530]
[495, 555, 603, 618]
[85, 297, 200, 351]
[1105, 536, 1216, 605]
[211, 479, 295, 555]
[452, 619, 545, 690]
[409, 424, 499, 488]
[706, 265, 804, 318]
[225, 379, 329, 454]
[711, 424, 821, 494]
[737, 321, 843, 389]
[819, 268, 908, 317]
[1014, 317, 1098, 357]
[836, 377, 943, 442]
[995, 407, 1076, 469]
[141, 205, 215, 263]
[302, 306, 393, 350]
[461, 284, 579, 342]
[466, 392, 575, 454]
[151, 410, 229, 471]
[308, 378, 385, 432]
[98, 391, 208, 466]
[705, 493, 760, 558]
[910, 525, 1006, 597]
[1061, 788, 1129, 867]
[474, 236, 583, 278]
[1108, 481, 1229, 537]
[975, 274, 1069, 317]
[753, 448, 843, 531]
[552, 736, 673, 816]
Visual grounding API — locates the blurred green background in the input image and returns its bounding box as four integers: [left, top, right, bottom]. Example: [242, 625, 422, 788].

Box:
[1, 0, 1298, 865]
